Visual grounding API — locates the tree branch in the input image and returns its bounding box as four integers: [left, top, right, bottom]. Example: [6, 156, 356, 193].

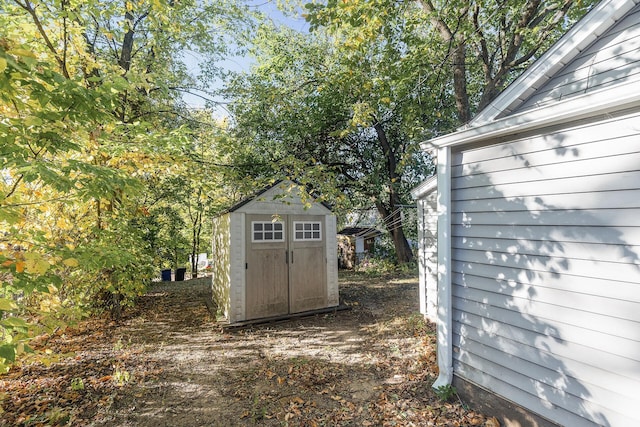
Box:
[14, 0, 70, 78]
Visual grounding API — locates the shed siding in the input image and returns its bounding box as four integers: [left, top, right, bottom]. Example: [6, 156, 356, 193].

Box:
[229, 212, 246, 323]
[450, 112, 640, 426]
[211, 214, 231, 319]
[417, 192, 438, 322]
[326, 215, 340, 306]
[517, 4, 640, 113]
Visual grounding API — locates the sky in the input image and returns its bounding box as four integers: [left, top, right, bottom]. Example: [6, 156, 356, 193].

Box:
[181, 1, 310, 111]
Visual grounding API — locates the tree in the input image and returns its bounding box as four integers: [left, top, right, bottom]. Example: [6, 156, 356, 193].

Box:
[226, 21, 434, 263]
[306, 0, 598, 126]
[0, 0, 252, 369]
[140, 113, 237, 278]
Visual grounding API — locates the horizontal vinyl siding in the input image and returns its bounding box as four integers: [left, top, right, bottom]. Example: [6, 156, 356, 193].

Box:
[517, 4, 640, 113]
[452, 333, 635, 427]
[417, 193, 438, 321]
[450, 112, 640, 426]
[325, 215, 339, 306]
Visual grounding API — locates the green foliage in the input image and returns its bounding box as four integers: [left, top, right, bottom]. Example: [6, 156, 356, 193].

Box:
[434, 384, 458, 402]
[113, 364, 131, 387]
[226, 21, 432, 263]
[0, 0, 255, 372]
[70, 377, 85, 391]
[354, 256, 397, 276]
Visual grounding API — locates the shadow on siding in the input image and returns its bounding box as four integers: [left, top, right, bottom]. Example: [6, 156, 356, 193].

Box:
[450, 130, 640, 426]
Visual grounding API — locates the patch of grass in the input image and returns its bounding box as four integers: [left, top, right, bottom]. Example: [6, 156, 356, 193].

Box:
[404, 312, 433, 336]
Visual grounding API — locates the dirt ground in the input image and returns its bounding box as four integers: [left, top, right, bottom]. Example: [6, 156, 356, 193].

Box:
[1, 272, 492, 426]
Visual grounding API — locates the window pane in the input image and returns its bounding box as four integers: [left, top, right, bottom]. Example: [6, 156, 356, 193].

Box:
[292, 221, 322, 240]
[253, 221, 284, 242]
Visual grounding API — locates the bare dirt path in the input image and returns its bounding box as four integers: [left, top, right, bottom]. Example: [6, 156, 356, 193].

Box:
[1, 272, 490, 426]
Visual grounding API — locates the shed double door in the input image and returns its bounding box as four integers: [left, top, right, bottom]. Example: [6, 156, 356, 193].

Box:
[245, 214, 327, 320]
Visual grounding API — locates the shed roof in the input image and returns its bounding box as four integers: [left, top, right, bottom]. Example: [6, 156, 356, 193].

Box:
[224, 179, 332, 214]
[422, 0, 640, 151]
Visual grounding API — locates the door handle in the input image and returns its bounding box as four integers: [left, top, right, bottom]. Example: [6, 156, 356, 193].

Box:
[291, 250, 294, 264]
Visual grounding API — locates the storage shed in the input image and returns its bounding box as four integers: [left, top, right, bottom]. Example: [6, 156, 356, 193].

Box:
[211, 180, 339, 323]
[413, 0, 640, 425]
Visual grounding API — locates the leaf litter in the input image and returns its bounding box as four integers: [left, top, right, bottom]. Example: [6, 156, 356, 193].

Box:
[0, 272, 493, 426]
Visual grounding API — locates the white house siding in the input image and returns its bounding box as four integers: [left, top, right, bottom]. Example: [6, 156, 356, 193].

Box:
[450, 111, 640, 426]
[416, 191, 438, 322]
[517, 3, 640, 114]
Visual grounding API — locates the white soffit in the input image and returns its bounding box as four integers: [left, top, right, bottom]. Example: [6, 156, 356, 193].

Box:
[411, 174, 437, 199]
[422, 81, 640, 150]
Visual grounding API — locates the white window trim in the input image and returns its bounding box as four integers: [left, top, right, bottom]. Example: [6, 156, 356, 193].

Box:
[293, 221, 322, 241]
[251, 221, 285, 242]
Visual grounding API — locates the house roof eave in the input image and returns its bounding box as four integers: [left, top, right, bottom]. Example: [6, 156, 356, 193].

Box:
[411, 174, 437, 199]
[421, 82, 640, 151]
[469, 0, 639, 127]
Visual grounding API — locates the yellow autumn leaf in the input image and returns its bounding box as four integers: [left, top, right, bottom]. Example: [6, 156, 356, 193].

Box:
[63, 258, 79, 267]
[24, 252, 49, 275]
[15, 260, 24, 273]
[8, 48, 36, 58]
[0, 298, 18, 311]
[0, 57, 6, 73]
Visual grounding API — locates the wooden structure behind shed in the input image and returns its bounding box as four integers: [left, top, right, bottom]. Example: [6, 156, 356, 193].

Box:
[337, 227, 382, 268]
[211, 181, 339, 323]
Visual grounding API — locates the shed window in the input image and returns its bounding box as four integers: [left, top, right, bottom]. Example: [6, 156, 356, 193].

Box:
[294, 221, 322, 241]
[252, 221, 284, 242]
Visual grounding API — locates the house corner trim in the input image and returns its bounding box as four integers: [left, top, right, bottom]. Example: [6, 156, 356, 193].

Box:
[433, 146, 453, 389]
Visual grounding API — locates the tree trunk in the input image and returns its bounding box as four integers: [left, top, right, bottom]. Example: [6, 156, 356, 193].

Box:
[452, 42, 470, 124]
[373, 122, 414, 264]
[190, 208, 203, 278]
[376, 201, 414, 264]
[418, 0, 471, 124]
